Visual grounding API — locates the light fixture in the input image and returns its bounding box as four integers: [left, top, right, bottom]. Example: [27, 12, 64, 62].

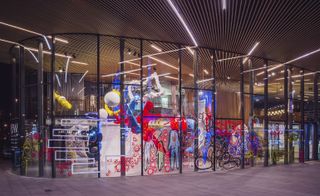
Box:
[118, 46, 196, 66]
[189, 73, 194, 77]
[227, 76, 231, 80]
[217, 55, 247, 62]
[78, 70, 89, 83]
[142, 73, 171, 80]
[257, 48, 320, 76]
[2, 38, 39, 63]
[71, 61, 88, 66]
[243, 42, 260, 64]
[78, 87, 85, 95]
[128, 49, 132, 55]
[58, 67, 63, 73]
[271, 72, 276, 76]
[186, 46, 194, 55]
[151, 44, 162, 52]
[222, 0, 227, 10]
[197, 77, 214, 84]
[55, 74, 61, 87]
[203, 69, 209, 75]
[64, 57, 71, 83]
[149, 56, 178, 70]
[102, 64, 156, 78]
[167, 0, 198, 46]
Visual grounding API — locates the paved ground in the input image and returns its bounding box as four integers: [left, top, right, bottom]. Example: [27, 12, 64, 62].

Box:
[0, 159, 319, 196]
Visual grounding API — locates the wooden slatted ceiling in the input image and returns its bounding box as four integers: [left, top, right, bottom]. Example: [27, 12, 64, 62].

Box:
[0, 0, 319, 73]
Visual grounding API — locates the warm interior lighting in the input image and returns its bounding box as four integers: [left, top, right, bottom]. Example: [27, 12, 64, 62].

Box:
[149, 56, 178, 70]
[217, 55, 247, 62]
[197, 78, 214, 84]
[167, 0, 198, 46]
[102, 64, 155, 78]
[222, 0, 227, 10]
[186, 46, 194, 55]
[189, 73, 194, 77]
[71, 61, 88, 66]
[257, 48, 320, 76]
[243, 42, 260, 63]
[203, 69, 209, 75]
[151, 44, 162, 52]
[78, 70, 89, 83]
[55, 74, 61, 87]
[64, 57, 71, 83]
[0, 38, 39, 63]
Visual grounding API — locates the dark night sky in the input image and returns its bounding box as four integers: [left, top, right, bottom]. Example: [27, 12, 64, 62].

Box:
[0, 63, 12, 121]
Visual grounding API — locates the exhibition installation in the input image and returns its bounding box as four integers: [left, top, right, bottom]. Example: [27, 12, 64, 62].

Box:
[1, 0, 319, 179]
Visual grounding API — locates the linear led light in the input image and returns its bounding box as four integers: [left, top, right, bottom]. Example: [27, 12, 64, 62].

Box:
[19, 46, 88, 66]
[71, 61, 88, 66]
[222, 0, 227, 10]
[0, 38, 39, 63]
[203, 69, 209, 75]
[64, 57, 71, 83]
[55, 74, 61, 87]
[256, 64, 282, 76]
[143, 73, 171, 80]
[275, 72, 317, 81]
[125, 61, 141, 67]
[0, 21, 50, 49]
[126, 72, 141, 76]
[47, 36, 69, 44]
[257, 48, 320, 76]
[197, 77, 214, 84]
[78, 87, 85, 95]
[243, 42, 260, 64]
[217, 55, 247, 62]
[151, 44, 162, 52]
[0, 21, 68, 45]
[186, 46, 194, 55]
[148, 56, 178, 70]
[78, 70, 89, 83]
[119, 46, 196, 64]
[101, 64, 156, 78]
[167, 0, 198, 46]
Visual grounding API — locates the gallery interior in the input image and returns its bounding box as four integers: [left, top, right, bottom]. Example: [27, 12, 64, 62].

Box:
[0, 0, 319, 178]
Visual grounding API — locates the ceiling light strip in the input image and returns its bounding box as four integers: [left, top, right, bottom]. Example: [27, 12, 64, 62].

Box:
[78, 70, 89, 83]
[0, 38, 39, 63]
[167, 0, 198, 46]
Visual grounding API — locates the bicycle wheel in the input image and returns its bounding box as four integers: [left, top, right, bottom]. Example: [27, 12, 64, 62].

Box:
[195, 156, 213, 170]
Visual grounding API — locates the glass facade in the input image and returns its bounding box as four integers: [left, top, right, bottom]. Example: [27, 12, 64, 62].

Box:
[10, 34, 320, 178]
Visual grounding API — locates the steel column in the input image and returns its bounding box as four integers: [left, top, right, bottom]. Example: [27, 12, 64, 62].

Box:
[248, 59, 254, 166]
[313, 73, 319, 160]
[240, 59, 245, 169]
[50, 36, 56, 178]
[193, 49, 199, 172]
[299, 70, 305, 163]
[139, 39, 144, 176]
[178, 45, 183, 174]
[18, 46, 25, 175]
[38, 41, 44, 176]
[212, 51, 216, 171]
[96, 35, 101, 177]
[119, 38, 126, 176]
[284, 65, 289, 164]
[263, 60, 269, 166]
[288, 67, 294, 163]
